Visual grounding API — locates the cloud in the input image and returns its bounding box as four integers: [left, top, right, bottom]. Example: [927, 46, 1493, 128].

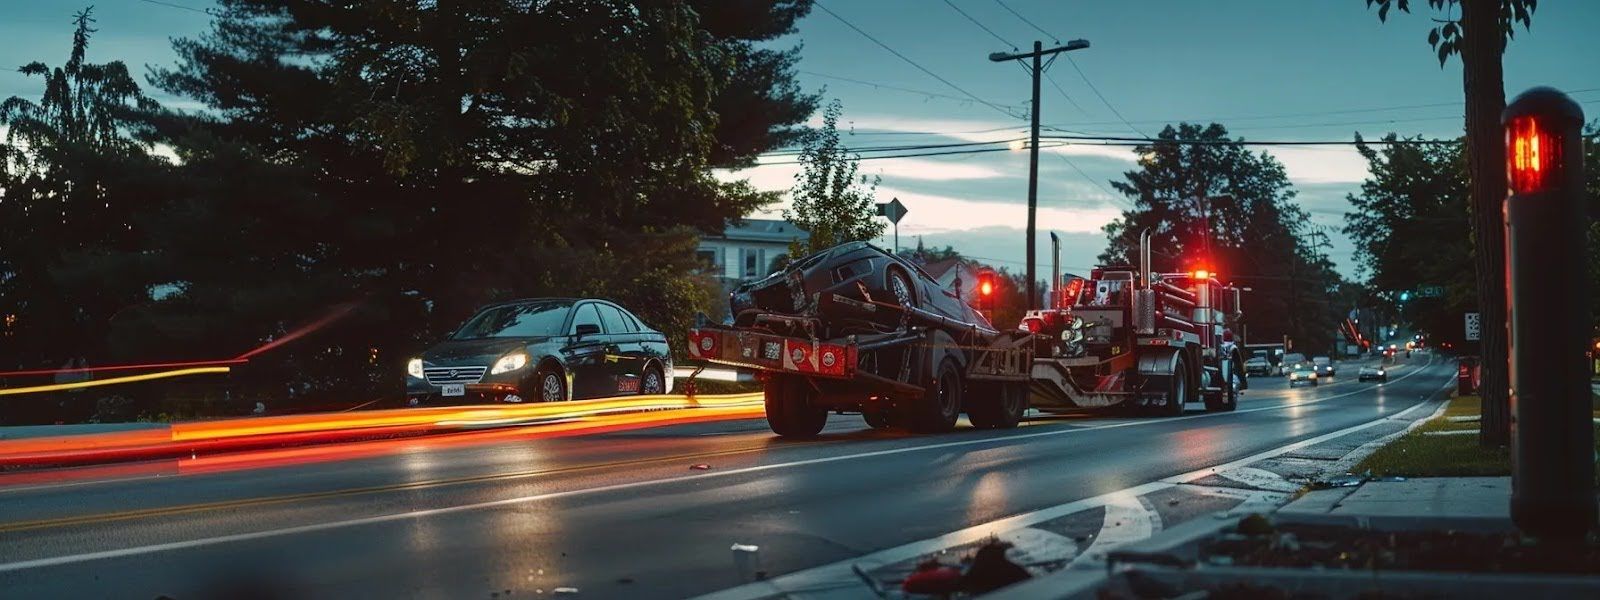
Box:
[1042, 143, 1138, 162]
[1265, 146, 1370, 184]
[874, 186, 1120, 236]
[861, 157, 1003, 181]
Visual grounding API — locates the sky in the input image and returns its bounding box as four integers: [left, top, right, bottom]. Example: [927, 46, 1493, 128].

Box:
[3, 0, 1597, 281]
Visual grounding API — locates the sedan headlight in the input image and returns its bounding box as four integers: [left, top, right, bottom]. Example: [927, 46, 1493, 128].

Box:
[407, 358, 424, 379]
[491, 352, 528, 375]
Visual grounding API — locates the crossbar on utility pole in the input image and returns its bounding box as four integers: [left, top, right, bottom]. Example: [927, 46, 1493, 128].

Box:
[990, 39, 1090, 310]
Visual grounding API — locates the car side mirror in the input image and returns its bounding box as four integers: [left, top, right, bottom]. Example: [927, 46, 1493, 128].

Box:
[574, 323, 601, 337]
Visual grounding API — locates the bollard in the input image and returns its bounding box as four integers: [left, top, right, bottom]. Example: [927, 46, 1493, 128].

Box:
[1502, 86, 1595, 539]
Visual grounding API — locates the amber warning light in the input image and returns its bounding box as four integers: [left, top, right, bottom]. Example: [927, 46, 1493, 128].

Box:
[1507, 115, 1561, 195]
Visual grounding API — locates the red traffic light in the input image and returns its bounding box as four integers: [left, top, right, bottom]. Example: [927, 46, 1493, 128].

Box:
[978, 271, 996, 297]
[1507, 115, 1561, 194]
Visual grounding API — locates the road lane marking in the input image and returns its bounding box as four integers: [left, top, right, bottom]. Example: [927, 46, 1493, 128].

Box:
[1, 357, 1442, 536]
[696, 375, 1453, 600]
[1067, 493, 1161, 568]
[0, 364, 1450, 573]
[0, 442, 816, 534]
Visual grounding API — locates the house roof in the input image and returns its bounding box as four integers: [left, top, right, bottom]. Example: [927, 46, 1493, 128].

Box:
[711, 219, 809, 243]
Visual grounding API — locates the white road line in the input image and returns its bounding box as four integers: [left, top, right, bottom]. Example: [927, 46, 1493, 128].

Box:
[1066, 493, 1162, 568]
[1214, 466, 1303, 493]
[0, 361, 1450, 575]
[695, 372, 1453, 600]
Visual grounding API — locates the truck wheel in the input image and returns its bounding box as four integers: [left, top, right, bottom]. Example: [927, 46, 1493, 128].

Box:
[1206, 371, 1238, 413]
[862, 410, 892, 429]
[967, 381, 1026, 429]
[764, 375, 827, 438]
[909, 359, 963, 433]
[1156, 355, 1188, 417]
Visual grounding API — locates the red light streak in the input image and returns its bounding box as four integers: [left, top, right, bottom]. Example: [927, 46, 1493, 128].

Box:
[235, 301, 361, 360]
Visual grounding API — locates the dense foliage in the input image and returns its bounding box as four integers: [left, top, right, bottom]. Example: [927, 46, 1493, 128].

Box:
[1100, 123, 1346, 354]
[0, 2, 817, 418]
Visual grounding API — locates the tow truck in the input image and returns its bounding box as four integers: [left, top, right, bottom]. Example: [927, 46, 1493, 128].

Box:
[686, 231, 1247, 437]
[1020, 230, 1248, 415]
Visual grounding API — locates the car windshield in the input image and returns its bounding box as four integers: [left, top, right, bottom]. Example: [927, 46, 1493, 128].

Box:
[1313, 357, 1331, 365]
[451, 301, 573, 339]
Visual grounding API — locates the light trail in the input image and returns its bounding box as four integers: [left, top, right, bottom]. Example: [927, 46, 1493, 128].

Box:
[234, 302, 360, 360]
[0, 359, 247, 378]
[0, 367, 232, 397]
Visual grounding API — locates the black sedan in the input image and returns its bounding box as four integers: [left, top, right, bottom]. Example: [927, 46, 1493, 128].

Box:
[406, 298, 672, 405]
[729, 241, 992, 336]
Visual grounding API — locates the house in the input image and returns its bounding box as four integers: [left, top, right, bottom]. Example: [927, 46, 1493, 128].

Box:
[915, 257, 981, 306]
[697, 219, 809, 287]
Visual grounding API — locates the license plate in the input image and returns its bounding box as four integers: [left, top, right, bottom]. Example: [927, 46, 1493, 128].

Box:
[762, 341, 782, 361]
[441, 384, 465, 397]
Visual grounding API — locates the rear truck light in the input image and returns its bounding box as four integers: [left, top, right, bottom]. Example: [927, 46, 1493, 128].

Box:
[689, 330, 719, 359]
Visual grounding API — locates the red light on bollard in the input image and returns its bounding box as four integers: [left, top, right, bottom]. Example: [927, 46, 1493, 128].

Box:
[1506, 115, 1562, 194]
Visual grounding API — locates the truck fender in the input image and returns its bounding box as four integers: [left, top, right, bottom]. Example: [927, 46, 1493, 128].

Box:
[1136, 347, 1181, 395]
[922, 329, 967, 381]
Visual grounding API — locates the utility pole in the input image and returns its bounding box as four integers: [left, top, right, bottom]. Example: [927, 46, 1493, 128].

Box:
[990, 39, 1090, 310]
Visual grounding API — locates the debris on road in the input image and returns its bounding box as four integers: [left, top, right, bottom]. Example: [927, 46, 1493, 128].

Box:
[900, 559, 962, 595]
[962, 539, 1031, 594]
[689, 463, 711, 470]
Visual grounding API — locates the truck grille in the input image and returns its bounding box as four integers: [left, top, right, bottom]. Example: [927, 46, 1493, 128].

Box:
[424, 366, 486, 385]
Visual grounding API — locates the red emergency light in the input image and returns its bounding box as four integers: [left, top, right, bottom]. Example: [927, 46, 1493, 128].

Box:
[1060, 277, 1085, 307]
[1507, 115, 1562, 195]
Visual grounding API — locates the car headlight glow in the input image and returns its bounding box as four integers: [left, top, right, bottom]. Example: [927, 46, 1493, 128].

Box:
[407, 358, 424, 379]
[491, 352, 528, 375]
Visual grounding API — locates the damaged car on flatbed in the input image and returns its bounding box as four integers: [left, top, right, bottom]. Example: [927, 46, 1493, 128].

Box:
[689, 242, 1032, 437]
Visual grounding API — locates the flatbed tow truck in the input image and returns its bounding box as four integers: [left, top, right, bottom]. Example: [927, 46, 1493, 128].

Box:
[687, 232, 1247, 437]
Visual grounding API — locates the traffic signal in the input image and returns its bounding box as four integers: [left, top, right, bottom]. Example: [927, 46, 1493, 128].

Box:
[976, 268, 997, 310]
[1501, 87, 1593, 539]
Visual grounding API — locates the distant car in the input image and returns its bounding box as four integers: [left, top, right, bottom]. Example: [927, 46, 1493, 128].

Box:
[1312, 356, 1336, 377]
[728, 241, 991, 336]
[1288, 367, 1320, 387]
[1244, 356, 1272, 377]
[1358, 365, 1388, 382]
[1281, 352, 1309, 376]
[406, 298, 672, 405]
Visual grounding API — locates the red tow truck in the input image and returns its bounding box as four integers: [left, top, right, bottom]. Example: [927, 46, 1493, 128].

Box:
[1020, 230, 1247, 415]
[686, 232, 1248, 437]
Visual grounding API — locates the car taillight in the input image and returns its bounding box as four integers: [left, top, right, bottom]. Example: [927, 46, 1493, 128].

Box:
[1021, 318, 1044, 333]
[817, 344, 852, 377]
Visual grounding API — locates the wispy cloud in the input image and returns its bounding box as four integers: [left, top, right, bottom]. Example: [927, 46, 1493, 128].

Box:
[1266, 146, 1370, 184]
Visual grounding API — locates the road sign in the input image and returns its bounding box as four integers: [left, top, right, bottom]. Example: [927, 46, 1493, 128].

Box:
[1464, 312, 1480, 341]
[876, 198, 907, 224]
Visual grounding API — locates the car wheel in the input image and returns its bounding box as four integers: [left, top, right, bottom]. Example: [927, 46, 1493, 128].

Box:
[764, 375, 828, 438]
[907, 359, 962, 432]
[639, 365, 665, 395]
[535, 367, 566, 402]
[886, 267, 916, 308]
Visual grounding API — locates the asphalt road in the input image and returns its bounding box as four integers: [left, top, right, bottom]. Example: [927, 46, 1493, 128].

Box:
[0, 354, 1451, 599]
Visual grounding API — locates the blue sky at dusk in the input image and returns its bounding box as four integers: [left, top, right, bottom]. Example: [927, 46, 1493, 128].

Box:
[4, 0, 1596, 280]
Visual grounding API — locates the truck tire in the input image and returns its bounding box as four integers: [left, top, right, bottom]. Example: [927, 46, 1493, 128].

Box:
[764, 375, 828, 438]
[1206, 369, 1238, 413]
[908, 359, 963, 433]
[967, 381, 1026, 429]
[1156, 354, 1188, 417]
[862, 410, 893, 429]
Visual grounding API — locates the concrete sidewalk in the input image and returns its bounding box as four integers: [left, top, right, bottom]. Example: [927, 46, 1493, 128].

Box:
[1281, 477, 1510, 524]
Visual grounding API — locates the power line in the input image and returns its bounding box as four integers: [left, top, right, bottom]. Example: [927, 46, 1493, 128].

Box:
[798, 71, 1027, 113]
[1038, 133, 1459, 146]
[1043, 71, 1089, 117]
[760, 137, 1026, 156]
[134, 0, 213, 15]
[814, 1, 1024, 120]
[756, 142, 1070, 165]
[1040, 87, 1600, 129]
[1065, 55, 1150, 138]
[941, 0, 1017, 48]
[993, 0, 1058, 41]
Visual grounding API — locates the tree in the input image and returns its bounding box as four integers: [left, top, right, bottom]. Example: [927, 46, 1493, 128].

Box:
[0, 7, 163, 369]
[114, 0, 815, 405]
[785, 99, 885, 257]
[1366, 0, 1536, 447]
[906, 238, 962, 263]
[1101, 123, 1345, 354]
[1343, 135, 1475, 347]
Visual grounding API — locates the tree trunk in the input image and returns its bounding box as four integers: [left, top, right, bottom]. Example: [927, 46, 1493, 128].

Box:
[1461, 0, 1510, 447]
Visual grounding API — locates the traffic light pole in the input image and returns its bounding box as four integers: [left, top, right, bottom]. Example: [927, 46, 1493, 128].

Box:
[990, 39, 1089, 310]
